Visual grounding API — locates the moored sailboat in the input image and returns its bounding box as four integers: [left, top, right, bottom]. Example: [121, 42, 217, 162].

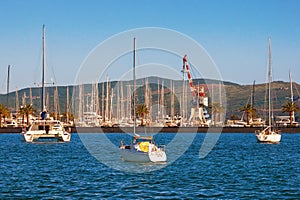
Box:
[23, 25, 70, 142]
[119, 38, 167, 162]
[255, 38, 281, 143]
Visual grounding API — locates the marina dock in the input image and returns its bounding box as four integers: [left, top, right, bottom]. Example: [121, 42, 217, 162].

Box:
[2, 126, 300, 133]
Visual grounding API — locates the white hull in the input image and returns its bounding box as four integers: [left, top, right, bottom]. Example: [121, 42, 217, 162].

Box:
[120, 149, 151, 162]
[120, 143, 167, 163]
[23, 131, 71, 142]
[23, 120, 71, 142]
[255, 126, 281, 143]
[149, 149, 167, 162]
[256, 132, 281, 143]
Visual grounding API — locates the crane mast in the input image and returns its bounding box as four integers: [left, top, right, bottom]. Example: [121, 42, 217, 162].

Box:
[182, 55, 207, 106]
[182, 55, 208, 125]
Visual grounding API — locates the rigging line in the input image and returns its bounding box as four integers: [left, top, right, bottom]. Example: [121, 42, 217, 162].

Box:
[44, 32, 57, 85]
[293, 82, 300, 100]
[46, 54, 57, 85]
[32, 43, 43, 86]
[136, 46, 141, 78]
[189, 61, 199, 82]
[241, 94, 252, 120]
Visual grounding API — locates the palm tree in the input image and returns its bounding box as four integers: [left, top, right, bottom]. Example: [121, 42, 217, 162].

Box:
[2, 108, 11, 125]
[18, 106, 26, 125]
[0, 104, 10, 127]
[136, 104, 149, 126]
[282, 101, 299, 126]
[24, 104, 34, 125]
[19, 104, 35, 126]
[240, 104, 255, 125]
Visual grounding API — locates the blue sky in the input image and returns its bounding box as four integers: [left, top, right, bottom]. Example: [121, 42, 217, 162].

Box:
[0, 0, 300, 93]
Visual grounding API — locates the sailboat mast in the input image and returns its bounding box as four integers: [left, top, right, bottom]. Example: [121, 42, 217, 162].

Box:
[289, 71, 295, 122]
[133, 37, 136, 132]
[105, 76, 109, 121]
[290, 71, 294, 101]
[66, 86, 69, 123]
[7, 65, 10, 108]
[15, 89, 19, 112]
[252, 80, 255, 109]
[41, 24, 46, 112]
[268, 38, 272, 127]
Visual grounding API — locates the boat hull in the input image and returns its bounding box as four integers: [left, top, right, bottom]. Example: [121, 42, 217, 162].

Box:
[23, 131, 71, 142]
[120, 144, 167, 163]
[255, 126, 281, 143]
[149, 150, 167, 162]
[120, 149, 151, 162]
[256, 132, 281, 143]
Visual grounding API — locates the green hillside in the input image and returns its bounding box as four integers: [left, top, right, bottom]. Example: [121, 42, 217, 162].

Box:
[225, 81, 300, 120]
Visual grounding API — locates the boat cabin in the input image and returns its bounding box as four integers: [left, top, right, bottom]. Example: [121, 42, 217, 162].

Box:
[29, 120, 64, 132]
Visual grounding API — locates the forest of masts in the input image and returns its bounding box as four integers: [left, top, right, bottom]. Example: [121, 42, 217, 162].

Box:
[4, 77, 225, 127]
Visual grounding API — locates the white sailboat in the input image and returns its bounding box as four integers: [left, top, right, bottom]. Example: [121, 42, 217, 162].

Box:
[255, 38, 281, 143]
[120, 38, 167, 162]
[23, 25, 71, 142]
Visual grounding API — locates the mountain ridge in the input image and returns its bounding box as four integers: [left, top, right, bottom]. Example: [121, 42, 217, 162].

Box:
[1, 76, 299, 121]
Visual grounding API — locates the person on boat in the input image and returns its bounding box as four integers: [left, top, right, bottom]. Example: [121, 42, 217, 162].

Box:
[120, 141, 125, 149]
[41, 110, 47, 120]
[134, 142, 141, 151]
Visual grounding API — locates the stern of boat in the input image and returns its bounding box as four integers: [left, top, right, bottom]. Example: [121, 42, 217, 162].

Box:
[23, 133, 34, 142]
[60, 132, 71, 142]
[148, 144, 167, 162]
[255, 131, 281, 143]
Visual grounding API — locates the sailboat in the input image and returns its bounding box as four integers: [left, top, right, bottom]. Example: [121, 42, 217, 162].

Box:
[255, 38, 281, 143]
[119, 38, 167, 162]
[275, 71, 299, 127]
[23, 25, 71, 142]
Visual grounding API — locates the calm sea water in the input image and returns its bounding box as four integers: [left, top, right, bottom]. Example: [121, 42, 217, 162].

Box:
[1, 133, 299, 199]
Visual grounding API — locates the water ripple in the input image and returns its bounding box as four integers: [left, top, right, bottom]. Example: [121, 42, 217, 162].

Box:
[0, 133, 299, 199]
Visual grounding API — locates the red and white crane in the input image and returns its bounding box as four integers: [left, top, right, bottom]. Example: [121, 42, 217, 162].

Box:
[182, 55, 208, 106]
[182, 55, 208, 124]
